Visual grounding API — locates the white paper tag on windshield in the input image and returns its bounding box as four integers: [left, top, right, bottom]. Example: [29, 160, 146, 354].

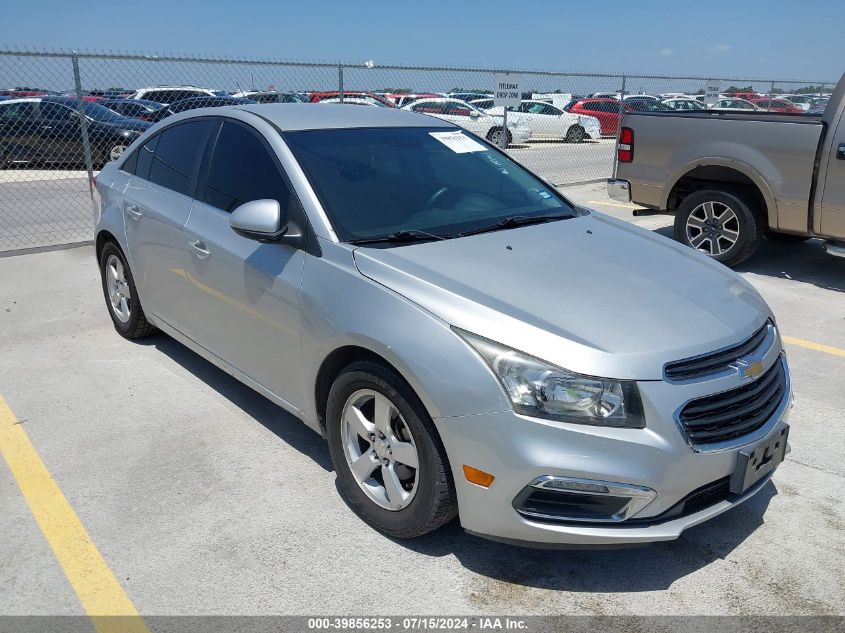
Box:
[429, 131, 487, 153]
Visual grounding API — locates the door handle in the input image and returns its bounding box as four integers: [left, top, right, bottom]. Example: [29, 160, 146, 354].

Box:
[125, 204, 143, 221]
[40, 125, 52, 130]
[189, 240, 211, 260]
[837, 143, 845, 160]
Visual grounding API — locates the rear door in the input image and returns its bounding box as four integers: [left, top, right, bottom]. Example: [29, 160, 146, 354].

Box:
[819, 110, 845, 237]
[35, 102, 84, 161]
[184, 118, 307, 406]
[0, 101, 39, 161]
[122, 119, 216, 336]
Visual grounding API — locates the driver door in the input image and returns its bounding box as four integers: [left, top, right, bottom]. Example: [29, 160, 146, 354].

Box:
[184, 119, 307, 409]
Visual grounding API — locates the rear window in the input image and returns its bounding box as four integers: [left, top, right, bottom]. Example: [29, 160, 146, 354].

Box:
[146, 120, 214, 196]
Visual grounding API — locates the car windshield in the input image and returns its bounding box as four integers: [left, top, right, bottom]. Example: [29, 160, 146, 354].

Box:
[283, 126, 574, 243]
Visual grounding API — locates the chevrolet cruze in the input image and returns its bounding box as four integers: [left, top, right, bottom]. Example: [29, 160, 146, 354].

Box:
[95, 104, 791, 546]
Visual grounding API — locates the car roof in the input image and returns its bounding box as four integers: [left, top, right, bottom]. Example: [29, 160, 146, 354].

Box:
[233, 103, 454, 131]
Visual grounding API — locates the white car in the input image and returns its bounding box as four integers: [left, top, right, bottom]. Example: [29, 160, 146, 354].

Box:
[708, 97, 763, 112]
[480, 99, 601, 142]
[317, 97, 388, 107]
[126, 86, 222, 105]
[402, 98, 531, 146]
[662, 98, 707, 111]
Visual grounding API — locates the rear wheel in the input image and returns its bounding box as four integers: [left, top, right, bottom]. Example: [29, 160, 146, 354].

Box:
[99, 242, 156, 339]
[673, 189, 765, 267]
[326, 361, 457, 538]
[565, 125, 586, 143]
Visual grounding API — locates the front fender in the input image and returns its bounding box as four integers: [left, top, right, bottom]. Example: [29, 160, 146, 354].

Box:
[298, 241, 511, 429]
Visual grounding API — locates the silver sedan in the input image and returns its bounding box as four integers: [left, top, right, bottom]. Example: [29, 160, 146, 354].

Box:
[95, 104, 791, 546]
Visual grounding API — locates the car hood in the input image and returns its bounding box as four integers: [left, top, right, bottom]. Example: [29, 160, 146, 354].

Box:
[352, 212, 771, 380]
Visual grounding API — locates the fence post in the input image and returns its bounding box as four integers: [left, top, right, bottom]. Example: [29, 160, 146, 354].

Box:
[71, 53, 97, 220]
[612, 74, 627, 175]
[338, 63, 344, 103]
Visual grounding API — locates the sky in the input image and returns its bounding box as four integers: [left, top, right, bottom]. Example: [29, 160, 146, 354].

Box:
[1, 0, 842, 84]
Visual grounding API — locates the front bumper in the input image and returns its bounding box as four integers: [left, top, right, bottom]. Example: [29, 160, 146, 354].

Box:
[510, 126, 532, 144]
[434, 355, 791, 546]
[607, 178, 631, 203]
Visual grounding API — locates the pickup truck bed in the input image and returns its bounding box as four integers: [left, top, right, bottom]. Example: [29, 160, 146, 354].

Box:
[610, 75, 845, 266]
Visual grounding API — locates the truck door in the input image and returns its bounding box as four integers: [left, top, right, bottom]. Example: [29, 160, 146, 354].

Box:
[819, 113, 845, 237]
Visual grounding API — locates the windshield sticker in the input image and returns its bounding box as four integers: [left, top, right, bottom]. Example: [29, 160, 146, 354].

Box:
[429, 131, 487, 153]
[537, 190, 552, 199]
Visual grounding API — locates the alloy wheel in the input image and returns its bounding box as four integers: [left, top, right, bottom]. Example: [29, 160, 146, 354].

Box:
[105, 254, 131, 323]
[685, 201, 740, 256]
[340, 389, 419, 511]
[109, 144, 127, 161]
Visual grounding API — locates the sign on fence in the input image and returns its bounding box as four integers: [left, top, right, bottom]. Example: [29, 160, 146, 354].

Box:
[704, 81, 721, 105]
[493, 73, 521, 108]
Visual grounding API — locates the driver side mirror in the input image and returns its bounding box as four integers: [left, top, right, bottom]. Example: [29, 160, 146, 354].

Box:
[229, 199, 305, 248]
[469, 110, 480, 119]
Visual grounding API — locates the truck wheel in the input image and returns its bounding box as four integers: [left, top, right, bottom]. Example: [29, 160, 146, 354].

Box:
[767, 231, 810, 243]
[674, 189, 765, 267]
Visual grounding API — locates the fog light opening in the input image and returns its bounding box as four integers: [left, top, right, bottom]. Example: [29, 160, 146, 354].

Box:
[463, 465, 495, 488]
[513, 476, 657, 524]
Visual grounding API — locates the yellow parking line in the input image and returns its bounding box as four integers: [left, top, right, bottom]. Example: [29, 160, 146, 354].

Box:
[0, 397, 149, 633]
[781, 336, 845, 358]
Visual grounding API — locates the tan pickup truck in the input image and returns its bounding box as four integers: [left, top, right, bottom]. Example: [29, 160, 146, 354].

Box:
[609, 74, 845, 267]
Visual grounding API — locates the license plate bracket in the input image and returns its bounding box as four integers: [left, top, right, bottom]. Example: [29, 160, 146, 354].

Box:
[729, 424, 789, 495]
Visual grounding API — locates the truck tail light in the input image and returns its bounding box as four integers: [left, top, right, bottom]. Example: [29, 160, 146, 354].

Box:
[618, 126, 634, 163]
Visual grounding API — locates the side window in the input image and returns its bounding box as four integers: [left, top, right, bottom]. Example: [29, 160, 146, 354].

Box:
[203, 121, 291, 213]
[122, 133, 158, 177]
[0, 101, 36, 122]
[147, 120, 213, 196]
[412, 102, 445, 115]
[39, 103, 77, 121]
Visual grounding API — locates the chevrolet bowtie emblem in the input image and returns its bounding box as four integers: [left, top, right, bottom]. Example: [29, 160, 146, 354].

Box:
[737, 359, 765, 380]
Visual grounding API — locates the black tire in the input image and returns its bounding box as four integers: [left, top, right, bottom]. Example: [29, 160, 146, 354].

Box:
[565, 125, 586, 143]
[98, 241, 157, 339]
[767, 231, 810, 243]
[486, 127, 512, 147]
[326, 360, 457, 538]
[673, 189, 765, 267]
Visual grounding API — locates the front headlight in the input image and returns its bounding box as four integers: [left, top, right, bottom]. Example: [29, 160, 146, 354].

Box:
[456, 329, 645, 428]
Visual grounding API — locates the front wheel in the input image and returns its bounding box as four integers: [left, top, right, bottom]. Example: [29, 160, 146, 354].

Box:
[326, 361, 457, 538]
[486, 127, 512, 148]
[565, 125, 586, 143]
[673, 189, 765, 267]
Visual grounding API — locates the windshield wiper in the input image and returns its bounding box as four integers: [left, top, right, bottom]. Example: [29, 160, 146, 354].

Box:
[348, 229, 448, 245]
[458, 213, 570, 238]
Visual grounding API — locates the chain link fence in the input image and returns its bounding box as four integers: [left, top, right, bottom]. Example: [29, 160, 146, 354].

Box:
[0, 49, 836, 252]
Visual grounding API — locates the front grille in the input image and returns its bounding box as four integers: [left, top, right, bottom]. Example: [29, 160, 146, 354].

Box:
[679, 358, 786, 446]
[665, 322, 771, 381]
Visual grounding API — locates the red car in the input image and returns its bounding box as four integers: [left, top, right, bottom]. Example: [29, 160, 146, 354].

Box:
[749, 98, 804, 113]
[308, 91, 396, 108]
[0, 88, 48, 97]
[564, 98, 632, 136]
